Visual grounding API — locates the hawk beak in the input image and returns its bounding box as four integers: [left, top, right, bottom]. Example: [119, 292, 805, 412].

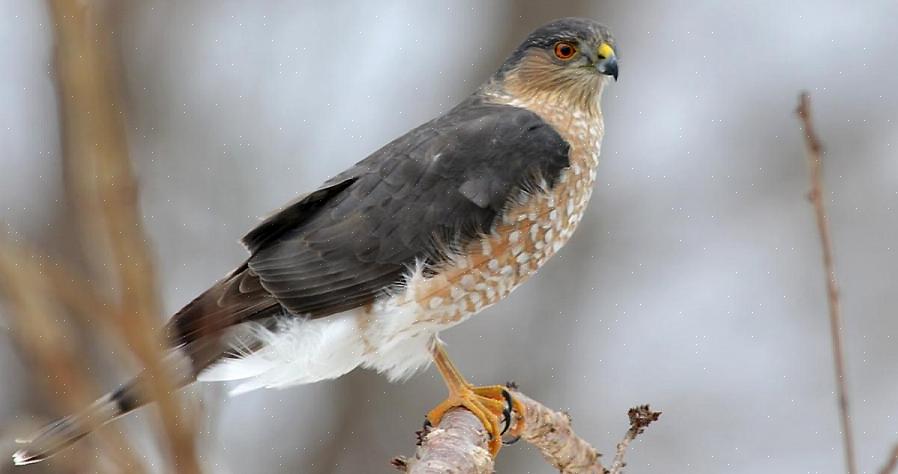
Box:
[599, 57, 618, 81]
[596, 42, 618, 81]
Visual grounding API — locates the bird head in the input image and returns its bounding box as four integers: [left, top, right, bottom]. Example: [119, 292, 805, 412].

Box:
[493, 18, 618, 110]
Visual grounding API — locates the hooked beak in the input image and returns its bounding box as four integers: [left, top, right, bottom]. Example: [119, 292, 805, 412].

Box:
[596, 42, 618, 81]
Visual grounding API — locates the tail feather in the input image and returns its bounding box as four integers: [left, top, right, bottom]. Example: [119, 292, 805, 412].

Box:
[13, 392, 124, 465]
[11, 322, 273, 465]
[12, 346, 196, 465]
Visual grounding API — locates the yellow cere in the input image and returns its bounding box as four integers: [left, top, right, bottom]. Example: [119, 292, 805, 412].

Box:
[598, 42, 615, 60]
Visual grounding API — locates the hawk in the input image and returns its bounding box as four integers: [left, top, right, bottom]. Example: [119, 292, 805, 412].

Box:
[14, 17, 618, 464]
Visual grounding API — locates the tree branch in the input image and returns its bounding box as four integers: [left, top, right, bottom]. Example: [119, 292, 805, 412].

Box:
[0, 238, 144, 472]
[45, 0, 200, 471]
[796, 92, 857, 474]
[392, 408, 493, 474]
[393, 388, 659, 473]
[880, 442, 898, 474]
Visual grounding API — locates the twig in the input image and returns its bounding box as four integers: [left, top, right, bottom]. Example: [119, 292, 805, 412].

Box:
[394, 389, 659, 474]
[796, 92, 857, 474]
[47, 1, 199, 472]
[880, 443, 898, 474]
[608, 405, 661, 474]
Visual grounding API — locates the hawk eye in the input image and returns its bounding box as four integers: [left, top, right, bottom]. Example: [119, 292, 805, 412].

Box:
[553, 42, 577, 60]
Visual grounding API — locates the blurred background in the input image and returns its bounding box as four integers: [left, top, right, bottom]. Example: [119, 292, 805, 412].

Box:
[2, 0, 897, 472]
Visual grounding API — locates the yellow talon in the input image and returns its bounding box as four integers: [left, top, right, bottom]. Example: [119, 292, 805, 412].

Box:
[427, 344, 525, 456]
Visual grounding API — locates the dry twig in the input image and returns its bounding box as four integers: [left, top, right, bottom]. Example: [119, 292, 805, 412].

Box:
[796, 92, 857, 474]
[394, 388, 659, 473]
[607, 405, 660, 474]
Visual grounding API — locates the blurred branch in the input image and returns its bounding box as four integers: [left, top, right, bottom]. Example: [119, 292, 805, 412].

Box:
[796, 92, 857, 474]
[393, 388, 659, 473]
[881, 443, 898, 474]
[0, 241, 118, 335]
[0, 238, 143, 472]
[47, 0, 199, 472]
[0, 242, 92, 413]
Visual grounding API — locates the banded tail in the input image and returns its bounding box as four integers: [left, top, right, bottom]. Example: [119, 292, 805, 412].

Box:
[12, 348, 196, 466]
[12, 269, 279, 466]
[13, 385, 139, 465]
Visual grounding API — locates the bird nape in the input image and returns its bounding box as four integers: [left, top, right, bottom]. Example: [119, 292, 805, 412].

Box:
[13, 16, 618, 465]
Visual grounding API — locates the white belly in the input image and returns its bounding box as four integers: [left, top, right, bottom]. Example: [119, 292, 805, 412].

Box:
[197, 290, 445, 395]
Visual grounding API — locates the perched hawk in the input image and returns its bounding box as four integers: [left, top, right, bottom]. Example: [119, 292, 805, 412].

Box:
[14, 17, 618, 464]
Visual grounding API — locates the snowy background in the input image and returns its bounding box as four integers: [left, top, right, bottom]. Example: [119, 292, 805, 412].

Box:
[2, 0, 898, 473]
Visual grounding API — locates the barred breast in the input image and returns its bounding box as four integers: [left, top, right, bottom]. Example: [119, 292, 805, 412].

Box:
[348, 98, 606, 380]
[406, 99, 603, 328]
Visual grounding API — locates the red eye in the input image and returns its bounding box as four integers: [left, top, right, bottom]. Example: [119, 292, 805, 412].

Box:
[554, 42, 576, 60]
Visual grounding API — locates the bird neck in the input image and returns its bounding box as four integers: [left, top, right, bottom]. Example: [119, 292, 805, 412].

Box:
[478, 76, 606, 127]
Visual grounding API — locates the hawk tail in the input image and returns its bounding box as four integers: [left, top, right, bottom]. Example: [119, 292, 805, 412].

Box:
[13, 390, 129, 465]
[12, 348, 196, 465]
[13, 269, 278, 465]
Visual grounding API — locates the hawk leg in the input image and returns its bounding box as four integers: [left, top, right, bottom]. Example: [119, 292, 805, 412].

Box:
[426, 342, 526, 456]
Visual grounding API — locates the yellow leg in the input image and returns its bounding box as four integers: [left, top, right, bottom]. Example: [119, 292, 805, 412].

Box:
[426, 343, 525, 456]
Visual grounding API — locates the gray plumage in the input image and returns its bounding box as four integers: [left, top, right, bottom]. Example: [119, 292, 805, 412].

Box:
[168, 97, 569, 346]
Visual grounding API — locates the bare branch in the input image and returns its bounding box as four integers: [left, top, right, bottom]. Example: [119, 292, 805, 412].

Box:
[608, 405, 661, 474]
[0, 238, 144, 472]
[393, 408, 494, 474]
[395, 388, 659, 474]
[796, 92, 857, 474]
[46, 0, 199, 471]
[513, 390, 603, 473]
[0, 242, 92, 413]
[880, 443, 898, 474]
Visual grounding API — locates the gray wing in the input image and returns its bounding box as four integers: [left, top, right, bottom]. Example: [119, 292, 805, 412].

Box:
[248, 100, 570, 316]
[168, 100, 569, 345]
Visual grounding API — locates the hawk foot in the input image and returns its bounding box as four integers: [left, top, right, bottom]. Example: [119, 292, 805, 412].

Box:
[425, 384, 525, 456]
[428, 343, 526, 456]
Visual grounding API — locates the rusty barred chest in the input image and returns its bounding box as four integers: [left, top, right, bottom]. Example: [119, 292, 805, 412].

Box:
[405, 100, 604, 327]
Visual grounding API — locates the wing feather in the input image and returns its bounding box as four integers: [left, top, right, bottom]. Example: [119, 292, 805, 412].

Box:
[168, 98, 570, 345]
[246, 99, 570, 317]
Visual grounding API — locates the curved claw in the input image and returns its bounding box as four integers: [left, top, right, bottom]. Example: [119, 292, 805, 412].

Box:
[500, 389, 513, 436]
